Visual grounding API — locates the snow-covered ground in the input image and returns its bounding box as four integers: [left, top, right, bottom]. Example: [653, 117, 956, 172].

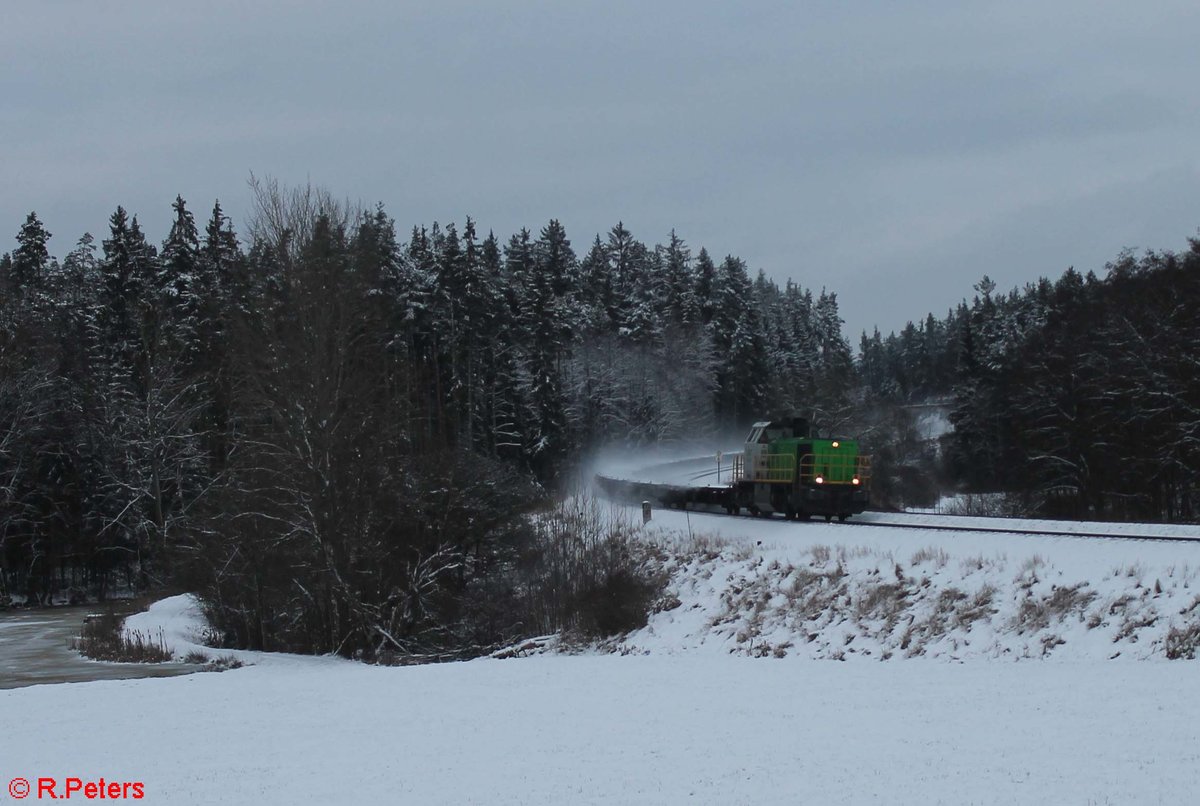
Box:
[5, 500, 1200, 803]
[3, 636, 1199, 803]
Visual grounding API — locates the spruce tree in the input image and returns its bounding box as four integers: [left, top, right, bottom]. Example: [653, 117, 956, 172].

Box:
[9, 212, 53, 295]
[524, 220, 576, 476]
[693, 247, 717, 325]
[579, 236, 613, 334]
[158, 196, 202, 362]
[659, 229, 697, 325]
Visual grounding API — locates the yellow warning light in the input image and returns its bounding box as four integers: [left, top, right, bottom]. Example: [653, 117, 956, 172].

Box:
[831, 441, 840, 448]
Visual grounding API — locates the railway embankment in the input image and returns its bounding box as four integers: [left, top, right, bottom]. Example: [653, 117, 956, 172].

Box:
[607, 530, 1200, 661]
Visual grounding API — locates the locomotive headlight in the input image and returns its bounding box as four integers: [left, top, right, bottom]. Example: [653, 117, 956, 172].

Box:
[831, 441, 840, 448]
[815, 476, 824, 484]
[852, 477, 861, 485]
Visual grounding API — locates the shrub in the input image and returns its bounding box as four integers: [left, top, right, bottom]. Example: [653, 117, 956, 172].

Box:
[207, 655, 245, 671]
[502, 494, 668, 642]
[1165, 624, 1200, 659]
[575, 566, 663, 637]
[940, 493, 1020, 517]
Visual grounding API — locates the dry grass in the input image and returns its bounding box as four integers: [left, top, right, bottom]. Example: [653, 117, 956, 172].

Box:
[959, 553, 1006, 575]
[854, 581, 909, 623]
[651, 530, 1198, 661]
[1112, 562, 1147, 582]
[1012, 583, 1097, 634]
[1165, 624, 1200, 659]
[911, 546, 949, 568]
[1114, 613, 1158, 642]
[72, 611, 173, 663]
[955, 585, 997, 629]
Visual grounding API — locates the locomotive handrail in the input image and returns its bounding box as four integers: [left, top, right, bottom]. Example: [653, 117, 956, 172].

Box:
[732, 453, 796, 484]
[733, 451, 870, 486]
[758, 452, 795, 483]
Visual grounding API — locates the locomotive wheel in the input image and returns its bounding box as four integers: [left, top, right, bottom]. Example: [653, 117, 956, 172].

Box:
[824, 514, 833, 522]
[838, 513, 849, 522]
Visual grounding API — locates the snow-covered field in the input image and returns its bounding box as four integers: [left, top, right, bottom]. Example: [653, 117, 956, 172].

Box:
[5, 500, 1200, 804]
[5, 644, 1200, 804]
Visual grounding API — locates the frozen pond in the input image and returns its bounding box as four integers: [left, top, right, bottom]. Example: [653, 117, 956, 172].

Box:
[0, 605, 194, 690]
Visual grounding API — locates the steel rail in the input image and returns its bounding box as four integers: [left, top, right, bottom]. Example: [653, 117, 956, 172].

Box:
[844, 516, 1200, 544]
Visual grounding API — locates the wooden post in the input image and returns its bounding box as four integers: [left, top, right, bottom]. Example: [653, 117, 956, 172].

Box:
[642, 500, 652, 524]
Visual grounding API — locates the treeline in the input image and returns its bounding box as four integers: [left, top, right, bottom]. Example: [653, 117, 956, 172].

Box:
[0, 182, 854, 654]
[859, 240, 1200, 521]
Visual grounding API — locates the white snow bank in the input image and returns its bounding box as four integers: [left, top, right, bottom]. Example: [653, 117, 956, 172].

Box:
[122, 594, 348, 670]
[122, 594, 209, 653]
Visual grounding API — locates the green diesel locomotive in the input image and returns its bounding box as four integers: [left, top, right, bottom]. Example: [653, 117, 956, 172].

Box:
[727, 416, 870, 521]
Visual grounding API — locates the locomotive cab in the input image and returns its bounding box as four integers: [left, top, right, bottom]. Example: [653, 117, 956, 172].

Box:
[732, 416, 870, 521]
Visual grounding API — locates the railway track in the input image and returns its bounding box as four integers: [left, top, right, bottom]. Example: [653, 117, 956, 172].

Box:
[594, 470, 1200, 545]
[846, 515, 1200, 545]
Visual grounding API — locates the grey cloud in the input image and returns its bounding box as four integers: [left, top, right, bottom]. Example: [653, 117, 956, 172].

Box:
[3, 1, 1199, 342]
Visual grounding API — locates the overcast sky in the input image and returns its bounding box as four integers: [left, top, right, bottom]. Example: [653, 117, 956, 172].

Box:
[4, 1, 1199, 339]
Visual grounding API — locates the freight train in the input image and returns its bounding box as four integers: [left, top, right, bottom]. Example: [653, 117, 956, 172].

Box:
[596, 415, 872, 522]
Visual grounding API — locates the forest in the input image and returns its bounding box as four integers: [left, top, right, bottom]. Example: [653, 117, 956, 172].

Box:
[2, 180, 1198, 656]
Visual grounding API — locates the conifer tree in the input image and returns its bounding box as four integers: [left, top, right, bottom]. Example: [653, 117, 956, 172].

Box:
[579, 236, 613, 334]
[479, 231, 526, 460]
[659, 230, 697, 325]
[158, 196, 202, 363]
[8, 212, 53, 296]
[619, 239, 661, 344]
[709, 255, 765, 429]
[524, 220, 576, 476]
[693, 247, 717, 325]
